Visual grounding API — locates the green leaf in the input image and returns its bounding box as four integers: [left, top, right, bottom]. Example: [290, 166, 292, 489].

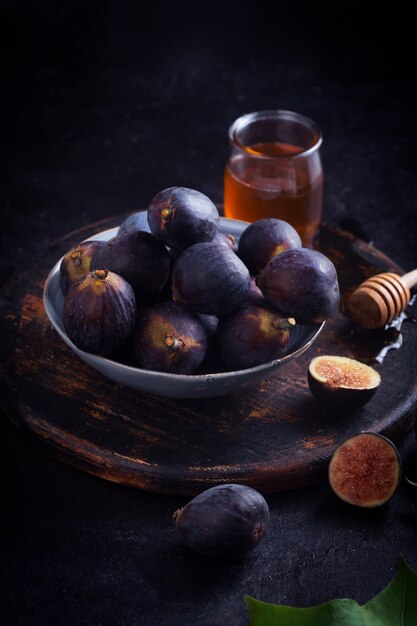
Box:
[245, 556, 417, 626]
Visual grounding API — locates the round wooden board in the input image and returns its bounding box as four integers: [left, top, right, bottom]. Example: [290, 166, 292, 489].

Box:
[1, 215, 417, 495]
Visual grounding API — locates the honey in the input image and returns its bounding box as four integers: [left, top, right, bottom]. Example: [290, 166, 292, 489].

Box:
[224, 111, 324, 245]
[224, 141, 323, 245]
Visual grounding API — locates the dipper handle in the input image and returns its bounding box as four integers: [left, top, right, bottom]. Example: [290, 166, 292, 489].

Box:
[400, 268, 417, 290]
[348, 269, 416, 330]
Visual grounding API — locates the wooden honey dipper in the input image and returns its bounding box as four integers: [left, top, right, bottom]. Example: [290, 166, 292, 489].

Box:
[348, 269, 417, 329]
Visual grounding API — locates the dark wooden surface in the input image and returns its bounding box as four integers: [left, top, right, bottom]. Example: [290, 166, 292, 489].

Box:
[1, 215, 416, 495]
[3, 5, 417, 624]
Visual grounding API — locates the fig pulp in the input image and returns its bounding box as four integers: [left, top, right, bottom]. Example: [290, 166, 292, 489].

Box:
[173, 484, 269, 559]
[257, 248, 340, 324]
[237, 218, 302, 274]
[172, 242, 250, 315]
[90, 230, 171, 299]
[63, 269, 137, 356]
[308, 355, 381, 408]
[328, 433, 401, 507]
[134, 301, 207, 374]
[147, 187, 220, 250]
[59, 240, 104, 295]
[217, 303, 295, 369]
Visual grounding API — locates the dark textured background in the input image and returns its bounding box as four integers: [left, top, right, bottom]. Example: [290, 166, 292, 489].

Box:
[1, 2, 417, 624]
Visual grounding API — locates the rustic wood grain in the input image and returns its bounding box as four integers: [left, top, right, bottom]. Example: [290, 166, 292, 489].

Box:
[1, 215, 417, 495]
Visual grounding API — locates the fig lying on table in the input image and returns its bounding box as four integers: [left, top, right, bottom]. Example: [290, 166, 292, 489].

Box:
[308, 355, 381, 408]
[328, 433, 401, 507]
[173, 484, 269, 559]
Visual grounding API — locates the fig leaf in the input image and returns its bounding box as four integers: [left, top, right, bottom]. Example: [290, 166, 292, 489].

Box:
[245, 556, 417, 625]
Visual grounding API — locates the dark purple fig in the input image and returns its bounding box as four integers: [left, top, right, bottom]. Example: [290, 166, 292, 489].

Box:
[59, 240, 104, 295]
[212, 230, 236, 250]
[308, 355, 381, 408]
[237, 218, 302, 274]
[147, 187, 220, 250]
[217, 303, 295, 369]
[257, 248, 340, 324]
[90, 230, 171, 299]
[172, 242, 250, 315]
[329, 433, 401, 507]
[134, 301, 207, 374]
[118, 210, 148, 235]
[245, 276, 266, 305]
[63, 269, 137, 356]
[196, 313, 219, 337]
[173, 484, 269, 559]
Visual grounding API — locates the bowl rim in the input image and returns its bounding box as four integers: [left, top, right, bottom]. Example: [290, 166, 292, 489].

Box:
[43, 217, 325, 383]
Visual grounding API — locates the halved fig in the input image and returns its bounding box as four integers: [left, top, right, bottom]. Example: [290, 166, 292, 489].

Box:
[328, 432, 401, 507]
[308, 355, 380, 408]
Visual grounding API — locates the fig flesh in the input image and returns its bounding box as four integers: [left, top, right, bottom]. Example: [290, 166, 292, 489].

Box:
[329, 433, 401, 507]
[172, 242, 250, 315]
[63, 269, 137, 356]
[308, 355, 380, 408]
[257, 248, 340, 324]
[217, 303, 295, 369]
[147, 187, 220, 250]
[134, 301, 207, 374]
[90, 230, 171, 299]
[238, 218, 302, 274]
[173, 484, 269, 559]
[59, 240, 104, 295]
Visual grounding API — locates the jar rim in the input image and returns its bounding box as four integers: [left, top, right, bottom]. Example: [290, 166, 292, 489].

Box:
[228, 109, 323, 159]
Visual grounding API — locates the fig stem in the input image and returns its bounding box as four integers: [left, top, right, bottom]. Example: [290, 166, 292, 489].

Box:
[161, 207, 175, 223]
[92, 269, 108, 281]
[272, 317, 296, 330]
[165, 334, 184, 356]
[70, 250, 83, 266]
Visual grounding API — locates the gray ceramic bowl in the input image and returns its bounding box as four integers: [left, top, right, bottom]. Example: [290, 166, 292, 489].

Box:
[43, 214, 324, 399]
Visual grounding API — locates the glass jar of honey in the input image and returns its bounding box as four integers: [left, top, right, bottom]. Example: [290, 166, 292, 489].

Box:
[224, 110, 323, 245]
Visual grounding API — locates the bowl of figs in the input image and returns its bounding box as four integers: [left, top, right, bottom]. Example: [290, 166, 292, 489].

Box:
[43, 187, 340, 399]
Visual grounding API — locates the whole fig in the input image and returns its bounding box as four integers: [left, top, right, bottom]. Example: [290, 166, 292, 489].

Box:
[174, 484, 269, 559]
[147, 187, 220, 250]
[238, 218, 302, 274]
[257, 248, 340, 324]
[134, 301, 207, 374]
[60, 240, 104, 295]
[217, 303, 295, 369]
[63, 269, 137, 356]
[172, 242, 250, 315]
[90, 230, 171, 299]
